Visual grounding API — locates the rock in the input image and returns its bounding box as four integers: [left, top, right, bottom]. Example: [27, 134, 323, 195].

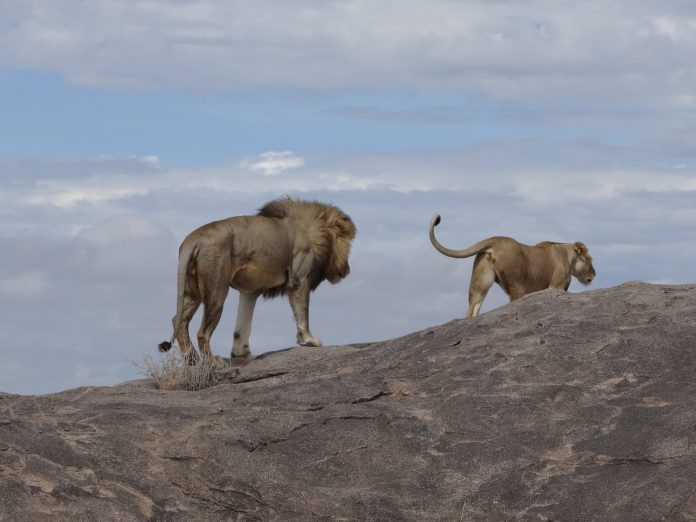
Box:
[1, 281, 696, 521]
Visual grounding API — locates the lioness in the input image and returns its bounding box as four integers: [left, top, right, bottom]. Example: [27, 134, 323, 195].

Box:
[429, 214, 595, 317]
[160, 197, 356, 364]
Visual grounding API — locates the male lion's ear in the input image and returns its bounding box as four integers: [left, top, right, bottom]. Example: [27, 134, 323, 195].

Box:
[574, 242, 588, 255]
[329, 215, 356, 239]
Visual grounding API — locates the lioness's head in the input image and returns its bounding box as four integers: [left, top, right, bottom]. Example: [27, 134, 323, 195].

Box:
[325, 211, 357, 284]
[571, 242, 596, 285]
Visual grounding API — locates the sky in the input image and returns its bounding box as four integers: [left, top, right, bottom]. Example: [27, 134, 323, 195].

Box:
[1, 0, 695, 394]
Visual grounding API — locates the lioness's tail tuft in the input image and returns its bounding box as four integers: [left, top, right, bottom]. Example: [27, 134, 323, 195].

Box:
[430, 214, 441, 228]
[158, 341, 173, 352]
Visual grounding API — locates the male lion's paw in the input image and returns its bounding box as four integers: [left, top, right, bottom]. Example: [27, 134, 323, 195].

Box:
[212, 355, 228, 370]
[298, 335, 323, 347]
[229, 354, 253, 367]
[184, 351, 200, 366]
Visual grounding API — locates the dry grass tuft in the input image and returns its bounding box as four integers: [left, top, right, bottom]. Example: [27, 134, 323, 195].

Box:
[135, 350, 220, 391]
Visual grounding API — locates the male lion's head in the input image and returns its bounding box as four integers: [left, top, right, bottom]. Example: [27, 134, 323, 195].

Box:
[324, 211, 357, 284]
[258, 197, 357, 291]
[572, 242, 596, 285]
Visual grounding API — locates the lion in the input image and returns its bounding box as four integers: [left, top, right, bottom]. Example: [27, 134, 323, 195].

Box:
[159, 197, 356, 365]
[429, 214, 595, 317]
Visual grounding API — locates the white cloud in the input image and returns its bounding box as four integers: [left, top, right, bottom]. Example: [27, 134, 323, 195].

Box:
[6, 145, 696, 220]
[2, 1, 696, 107]
[242, 151, 305, 176]
[76, 215, 168, 244]
[27, 179, 150, 208]
[0, 271, 46, 299]
[139, 155, 160, 166]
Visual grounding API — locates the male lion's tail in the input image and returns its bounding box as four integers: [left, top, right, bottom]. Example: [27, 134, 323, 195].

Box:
[429, 214, 494, 259]
[159, 239, 198, 352]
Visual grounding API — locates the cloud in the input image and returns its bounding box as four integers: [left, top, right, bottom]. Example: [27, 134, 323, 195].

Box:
[27, 180, 149, 208]
[242, 151, 305, 176]
[1, 0, 696, 108]
[6, 142, 696, 221]
[0, 271, 46, 299]
[76, 215, 166, 243]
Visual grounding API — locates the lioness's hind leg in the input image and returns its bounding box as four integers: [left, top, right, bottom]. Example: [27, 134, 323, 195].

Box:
[468, 253, 495, 317]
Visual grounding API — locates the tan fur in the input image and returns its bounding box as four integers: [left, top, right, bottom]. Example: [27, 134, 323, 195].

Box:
[429, 214, 595, 317]
[162, 198, 356, 364]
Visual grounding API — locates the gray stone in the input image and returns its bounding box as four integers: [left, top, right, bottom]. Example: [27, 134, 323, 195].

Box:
[1, 281, 696, 521]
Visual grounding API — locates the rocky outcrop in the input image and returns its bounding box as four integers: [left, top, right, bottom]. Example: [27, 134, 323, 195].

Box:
[2, 282, 696, 521]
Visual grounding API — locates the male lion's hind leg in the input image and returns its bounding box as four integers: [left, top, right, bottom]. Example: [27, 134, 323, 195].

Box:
[288, 286, 322, 347]
[162, 293, 201, 365]
[230, 291, 258, 363]
[468, 254, 495, 317]
[196, 286, 229, 362]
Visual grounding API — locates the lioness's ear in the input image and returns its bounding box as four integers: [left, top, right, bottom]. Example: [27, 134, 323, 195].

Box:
[574, 242, 587, 255]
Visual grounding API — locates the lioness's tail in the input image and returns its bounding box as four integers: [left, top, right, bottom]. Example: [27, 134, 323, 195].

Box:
[429, 214, 494, 259]
[159, 239, 198, 352]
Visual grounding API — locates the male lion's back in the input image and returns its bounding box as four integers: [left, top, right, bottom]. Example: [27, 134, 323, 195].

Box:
[185, 216, 287, 252]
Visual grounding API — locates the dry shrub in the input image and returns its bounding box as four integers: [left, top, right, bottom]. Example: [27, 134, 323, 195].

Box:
[135, 350, 219, 391]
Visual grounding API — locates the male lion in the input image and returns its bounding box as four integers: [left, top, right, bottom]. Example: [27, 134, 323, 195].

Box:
[429, 214, 595, 317]
[159, 197, 356, 364]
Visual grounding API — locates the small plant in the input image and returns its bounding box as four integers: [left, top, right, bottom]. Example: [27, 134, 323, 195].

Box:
[135, 349, 220, 391]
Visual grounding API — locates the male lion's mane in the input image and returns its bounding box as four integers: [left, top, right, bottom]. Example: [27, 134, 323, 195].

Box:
[258, 197, 356, 299]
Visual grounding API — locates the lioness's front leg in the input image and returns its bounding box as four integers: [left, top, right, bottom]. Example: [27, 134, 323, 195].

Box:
[231, 291, 259, 359]
[288, 283, 322, 347]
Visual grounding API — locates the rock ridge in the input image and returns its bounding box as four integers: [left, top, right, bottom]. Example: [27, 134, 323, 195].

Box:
[1, 281, 696, 521]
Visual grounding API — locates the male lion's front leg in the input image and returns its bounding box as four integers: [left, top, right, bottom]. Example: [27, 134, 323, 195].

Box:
[230, 291, 259, 361]
[288, 284, 322, 347]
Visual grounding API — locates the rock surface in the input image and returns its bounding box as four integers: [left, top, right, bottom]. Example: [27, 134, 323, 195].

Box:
[2, 281, 696, 521]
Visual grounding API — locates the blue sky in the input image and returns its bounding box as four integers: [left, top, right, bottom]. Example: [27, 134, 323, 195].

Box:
[0, 69, 566, 163]
[1, 0, 696, 394]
